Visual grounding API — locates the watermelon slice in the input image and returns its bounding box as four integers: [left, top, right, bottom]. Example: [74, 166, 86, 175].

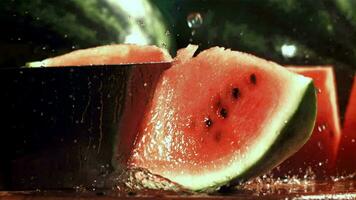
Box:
[27, 44, 172, 67]
[273, 66, 341, 178]
[129, 45, 317, 191]
[337, 75, 356, 175]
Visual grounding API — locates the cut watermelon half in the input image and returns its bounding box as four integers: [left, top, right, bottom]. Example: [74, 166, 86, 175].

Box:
[27, 44, 172, 67]
[129, 45, 317, 191]
[273, 66, 341, 178]
[337, 75, 356, 175]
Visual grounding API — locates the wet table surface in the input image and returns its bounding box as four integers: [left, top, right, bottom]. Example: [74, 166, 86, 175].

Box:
[2, 178, 356, 200]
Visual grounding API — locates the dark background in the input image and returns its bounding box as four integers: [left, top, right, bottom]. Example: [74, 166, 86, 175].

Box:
[0, 0, 355, 113]
[0, 0, 355, 190]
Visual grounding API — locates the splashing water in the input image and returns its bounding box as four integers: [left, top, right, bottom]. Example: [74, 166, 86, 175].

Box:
[186, 13, 203, 29]
[111, 168, 191, 196]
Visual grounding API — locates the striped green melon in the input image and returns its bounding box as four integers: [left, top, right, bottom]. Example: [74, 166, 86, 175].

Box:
[0, 0, 173, 67]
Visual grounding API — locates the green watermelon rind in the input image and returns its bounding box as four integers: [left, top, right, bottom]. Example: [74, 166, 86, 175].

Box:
[228, 81, 317, 187]
[25, 61, 43, 68]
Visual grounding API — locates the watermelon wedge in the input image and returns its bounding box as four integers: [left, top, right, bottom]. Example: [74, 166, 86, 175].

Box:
[27, 44, 172, 67]
[337, 75, 356, 175]
[129, 45, 317, 191]
[273, 66, 341, 178]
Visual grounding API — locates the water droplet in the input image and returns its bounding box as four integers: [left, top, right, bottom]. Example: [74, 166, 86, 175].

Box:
[317, 124, 327, 133]
[137, 19, 145, 26]
[143, 83, 147, 87]
[352, 139, 355, 143]
[73, 139, 77, 143]
[281, 44, 297, 58]
[165, 30, 170, 36]
[72, 45, 76, 49]
[161, 42, 167, 48]
[64, 34, 68, 38]
[327, 24, 333, 32]
[317, 88, 322, 93]
[317, 142, 323, 149]
[186, 12, 203, 28]
[17, 37, 21, 41]
[318, 162, 323, 166]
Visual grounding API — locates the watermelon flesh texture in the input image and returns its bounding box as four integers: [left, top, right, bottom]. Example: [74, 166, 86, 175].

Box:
[273, 67, 341, 178]
[27, 44, 172, 67]
[337, 75, 356, 175]
[129, 45, 316, 191]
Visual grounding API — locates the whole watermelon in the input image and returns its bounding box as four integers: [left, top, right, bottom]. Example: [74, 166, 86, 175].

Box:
[0, 0, 174, 67]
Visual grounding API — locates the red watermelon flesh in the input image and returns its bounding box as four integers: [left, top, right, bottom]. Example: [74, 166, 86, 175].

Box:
[129, 45, 316, 191]
[28, 44, 172, 67]
[337, 75, 356, 175]
[273, 66, 341, 178]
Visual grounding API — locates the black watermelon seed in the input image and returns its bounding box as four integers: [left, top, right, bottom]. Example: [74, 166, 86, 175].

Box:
[250, 73, 257, 84]
[232, 88, 240, 99]
[220, 108, 228, 118]
[204, 117, 213, 128]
